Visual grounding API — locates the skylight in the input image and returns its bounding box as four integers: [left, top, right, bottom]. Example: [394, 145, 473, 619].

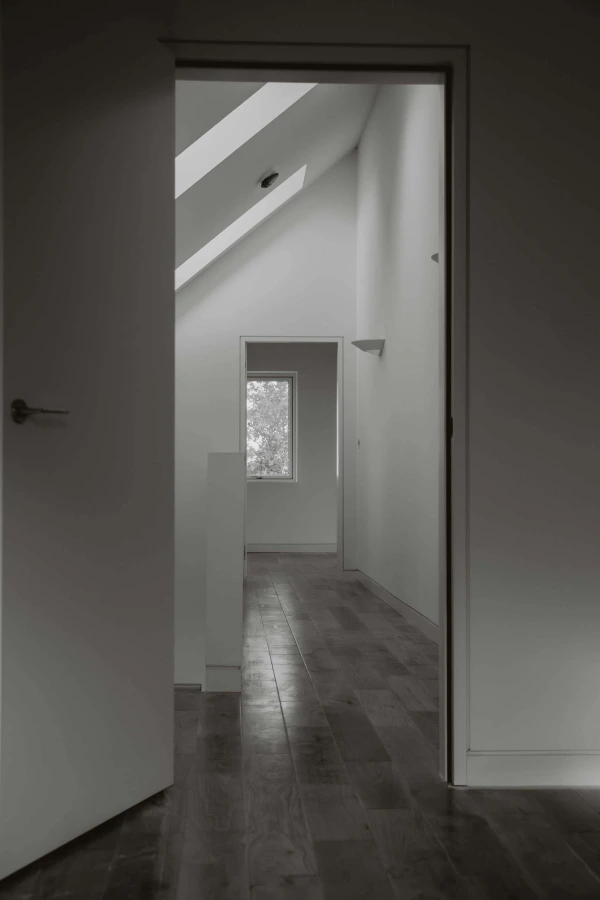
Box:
[175, 166, 307, 291]
[175, 83, 315, 198]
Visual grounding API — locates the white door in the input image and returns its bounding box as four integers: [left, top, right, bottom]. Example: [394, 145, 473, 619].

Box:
[0, 9, 175, 879]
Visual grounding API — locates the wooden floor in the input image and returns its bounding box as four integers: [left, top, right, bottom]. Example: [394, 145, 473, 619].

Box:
[3, 552, 600, 898]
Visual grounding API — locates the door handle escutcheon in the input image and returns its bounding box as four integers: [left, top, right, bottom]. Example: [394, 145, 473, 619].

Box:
[11, 398, 70, 425]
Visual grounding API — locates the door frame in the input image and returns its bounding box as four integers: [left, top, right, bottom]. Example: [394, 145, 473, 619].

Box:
[170, 42, 469, 786]
[240, 336, 344, 562]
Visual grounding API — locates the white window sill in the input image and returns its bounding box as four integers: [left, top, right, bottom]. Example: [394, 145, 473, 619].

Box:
[247, 477, 297, 484]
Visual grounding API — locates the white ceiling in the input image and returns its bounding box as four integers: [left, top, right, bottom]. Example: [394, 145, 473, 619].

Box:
[175, 80, 379, 271]
[175, 80, 264, 156]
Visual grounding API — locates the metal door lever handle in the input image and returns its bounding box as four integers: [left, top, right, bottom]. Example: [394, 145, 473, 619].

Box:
[11, 398, 70, 425]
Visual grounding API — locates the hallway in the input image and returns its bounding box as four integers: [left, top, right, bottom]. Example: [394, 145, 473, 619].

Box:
[3, 553, 600, 898]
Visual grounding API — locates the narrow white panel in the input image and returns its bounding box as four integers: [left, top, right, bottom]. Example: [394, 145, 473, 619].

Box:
[205, 453, 246, 685]
[175, 82, 315, 198]
[205, 666, 242, 692]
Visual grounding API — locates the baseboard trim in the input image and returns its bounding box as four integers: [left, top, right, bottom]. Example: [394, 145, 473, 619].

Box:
[466, 750, 600, 787]
[247, 543, 337, 553]
[356, 570, 440, 645]
[205, 665, 242, 692]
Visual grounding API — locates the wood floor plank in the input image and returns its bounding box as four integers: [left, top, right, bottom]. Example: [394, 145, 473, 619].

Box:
[375, 725, 438, 780]
[243, 753, 297, 784]
[575, 790, 600, 813]
[0, 866, 42, 900]
[363, 653, 410, 677]
[354, 689, 412, 726]
[5, 552, 596, 900]
[328, 608, 368, 632]
[425, 809, 541, 900]
[566, 833, 600, 882]
[103, 792, 185, 900]
[287, 727, 350, 785]
[174, 687, 203, 711]
[529, 790, 600, 834]
[175, 711, 199, 755]
[387, 674, 438, 711]
[367, 808, 468, 899]
[313, 840, 396, 900]
[197, 730, 244, 775]
[175, 772, 247, 900]
[246, 782, 317, 887]
[250, 875, 324, 899]
[409, 710, 440, 747]
[299, 785, 372, 841]
[482, 813, 600, 900]
[345, 762, 412, 810]
[281, 698, 329, 727]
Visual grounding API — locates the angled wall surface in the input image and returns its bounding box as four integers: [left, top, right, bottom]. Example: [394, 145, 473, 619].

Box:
[175, 156, 358, 684]
[356, 84, 444, 629]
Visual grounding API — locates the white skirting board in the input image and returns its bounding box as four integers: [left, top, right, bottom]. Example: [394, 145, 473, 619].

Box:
[466, 751, 600, 787]
[356, 570, 440, 645]
[247, 543, 337, 553]
[205, 665, 242, 692]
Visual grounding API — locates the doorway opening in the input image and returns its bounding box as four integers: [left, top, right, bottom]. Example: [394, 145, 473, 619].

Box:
[241, 338, 343, 561]
[174, 53, 467, 787]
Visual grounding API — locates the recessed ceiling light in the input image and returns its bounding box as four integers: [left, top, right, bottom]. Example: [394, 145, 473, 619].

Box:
[175, 165, 307, 291]
[175, 83, 315, 199]
[260, 172, 280, 189]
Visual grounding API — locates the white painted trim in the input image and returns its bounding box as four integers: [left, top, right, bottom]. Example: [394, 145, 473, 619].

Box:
[174, 45, 469, 787]
[205, 665, 242, 692]
[466, 751, 600, 788]
[356, 570, 440, 645]
[447, 52, 470, 787]
[247, 543, 337, 553]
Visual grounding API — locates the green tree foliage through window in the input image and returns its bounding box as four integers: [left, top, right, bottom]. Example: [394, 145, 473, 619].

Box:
[246, 376, 292, 477]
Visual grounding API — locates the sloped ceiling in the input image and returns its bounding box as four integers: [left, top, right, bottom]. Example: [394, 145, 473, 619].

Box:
[175, 80, 378, 273]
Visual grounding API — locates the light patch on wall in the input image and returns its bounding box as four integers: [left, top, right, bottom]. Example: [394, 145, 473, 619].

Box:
[175, 166, 308, 290]
[175, 83, 316, 198]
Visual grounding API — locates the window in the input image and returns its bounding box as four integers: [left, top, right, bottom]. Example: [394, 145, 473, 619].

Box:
[246, 374, 295, 480]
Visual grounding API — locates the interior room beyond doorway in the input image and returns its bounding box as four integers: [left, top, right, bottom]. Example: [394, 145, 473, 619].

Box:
[245, 341, 339, 555]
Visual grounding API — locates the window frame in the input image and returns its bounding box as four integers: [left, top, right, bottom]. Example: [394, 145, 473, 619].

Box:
[246, 371, 298, 482]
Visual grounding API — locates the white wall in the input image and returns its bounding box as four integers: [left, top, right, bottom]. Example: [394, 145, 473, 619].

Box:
[172, 0, 600, 784]
[176, 155, 357, 684]
[1, 0, 597, 841]
[246, 342, 338, 549]
[356, 84, 444, 627]
[205, 452, 246, 691]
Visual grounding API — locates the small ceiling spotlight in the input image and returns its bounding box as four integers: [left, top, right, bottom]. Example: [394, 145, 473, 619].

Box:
[260, 172, 280, 189]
